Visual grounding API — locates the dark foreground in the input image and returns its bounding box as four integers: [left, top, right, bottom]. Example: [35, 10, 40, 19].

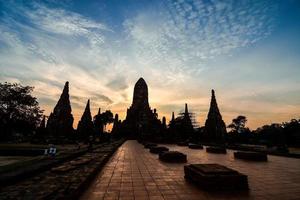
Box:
[0, 140, 124, 199]
[81, 140, 300, 200]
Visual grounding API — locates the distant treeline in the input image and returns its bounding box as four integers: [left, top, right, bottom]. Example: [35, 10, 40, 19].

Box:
[224, 115, 300, 147]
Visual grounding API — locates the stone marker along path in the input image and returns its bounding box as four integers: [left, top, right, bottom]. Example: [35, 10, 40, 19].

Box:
[81, 140, 300, 200]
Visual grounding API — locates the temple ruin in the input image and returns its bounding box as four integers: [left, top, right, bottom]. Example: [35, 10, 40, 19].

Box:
[204, 89, 227, 143]
[46, 81, 74, 141]
[121, 78, 162, 140]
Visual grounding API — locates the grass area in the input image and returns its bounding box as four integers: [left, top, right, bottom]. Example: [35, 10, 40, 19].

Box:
[0, 155, 46, 174]
[0, 143, 80, 150]
[0, 156, 33, 167]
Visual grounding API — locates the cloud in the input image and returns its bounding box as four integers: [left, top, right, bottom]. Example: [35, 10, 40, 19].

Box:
[92, 94, 113, 104]
[2, 0, 297, 129]
[106, 76, 129, 91]
[0, 1, 128, 127]
[123, 0, 278, 83]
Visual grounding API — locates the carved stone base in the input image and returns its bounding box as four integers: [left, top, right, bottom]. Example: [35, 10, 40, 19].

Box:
[177, 142, 188, 146]
[184, 164, 248, 190]
[150, 146, 169, 154]
[159, 151, 187, 163]
[206, 146, 227, 154]
[234, 151, 268, 161]
[188, 144, 203, 149]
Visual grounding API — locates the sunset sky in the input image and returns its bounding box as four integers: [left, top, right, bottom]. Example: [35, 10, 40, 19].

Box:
[0, 0, 299, 129]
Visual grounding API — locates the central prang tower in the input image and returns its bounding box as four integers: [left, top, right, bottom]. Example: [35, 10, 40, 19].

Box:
[122, 78, 161, 139]
[131, 78, 150, 110]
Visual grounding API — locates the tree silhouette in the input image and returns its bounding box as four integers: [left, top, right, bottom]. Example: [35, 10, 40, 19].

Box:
[93, 110, 114, 133]
[0, 82, 43, 141]
[228, 115, 248, 134]
[282, 119, 300, 146]
[101, 110, 114, 131]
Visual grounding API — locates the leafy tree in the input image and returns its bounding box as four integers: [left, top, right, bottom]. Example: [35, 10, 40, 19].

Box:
[101, 110, 114, 131]
[93, 110, 114, 133]
[0, 82, 43, 141]
[283, 119, 300, 146]
[228, 115, 248, 134]
[254, 123, 284, 147]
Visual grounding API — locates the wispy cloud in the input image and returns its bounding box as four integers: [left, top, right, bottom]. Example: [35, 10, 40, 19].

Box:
[1, 0, 298, 129]
[0, 1, 128, 121]
[123, 0, 277, 82]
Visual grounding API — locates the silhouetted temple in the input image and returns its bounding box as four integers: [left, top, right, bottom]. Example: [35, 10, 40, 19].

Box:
[93, 108, 103, 137]
[181, 103, 194, 141]
[77, 99, 94, 141]
[204, 90, 227, 143]
[112, 114, 121, 138]
[46, 81, 74, 140]
[122, 78, 161, 140]
[169, 104, 194, 142]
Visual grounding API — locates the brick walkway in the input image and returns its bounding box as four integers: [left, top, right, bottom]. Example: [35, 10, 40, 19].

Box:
[81, 140, 300, 200]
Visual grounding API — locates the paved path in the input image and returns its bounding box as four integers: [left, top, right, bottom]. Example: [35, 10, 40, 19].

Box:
[81, 140, 300, 200]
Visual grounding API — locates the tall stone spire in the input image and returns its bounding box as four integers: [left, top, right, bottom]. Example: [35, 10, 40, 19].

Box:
[185, 103, 188, 114]
[77, 99, 94, 141]
[204, 89, 227, 143]
[46, 81, 74, 139]
[123, 77, 161, 140]
[82, 100, 92, 122]
[93, 107, 103, 137]
[162, 116, 167, 130]
[112, 114, 121, 137]
[184, 103, 189, 118]
[171, 112, 175, 122]
[180, 103, 194, 141]
[132, 77, 149, 109]
[209, 90, 220, 115]
[54, 81, 72, 115]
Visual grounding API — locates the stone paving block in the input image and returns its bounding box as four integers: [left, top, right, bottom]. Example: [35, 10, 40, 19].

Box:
[234, 151, 268, 161]
[184, 164, 248, 190]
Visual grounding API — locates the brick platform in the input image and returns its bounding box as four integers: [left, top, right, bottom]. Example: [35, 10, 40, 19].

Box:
[81, 140, 300, 200]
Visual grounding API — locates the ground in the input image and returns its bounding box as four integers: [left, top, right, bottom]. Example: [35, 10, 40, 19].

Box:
[81, 140, 300, 200]
[0, 156, 31, 167]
